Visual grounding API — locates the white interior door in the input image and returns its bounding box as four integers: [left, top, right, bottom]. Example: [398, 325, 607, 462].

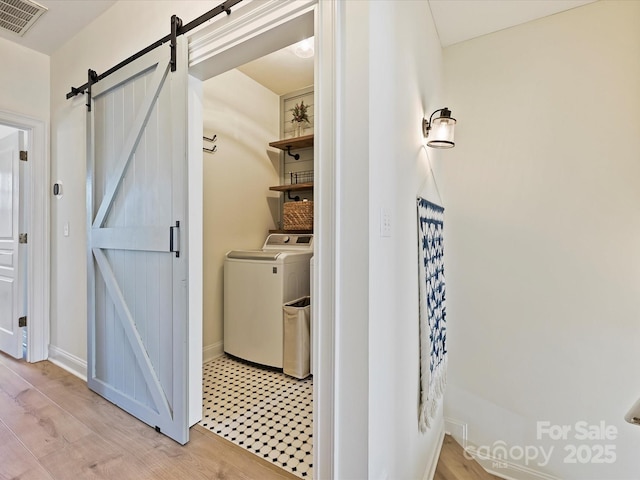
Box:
[0, 131, 24, 359]
[87, 39, 189, 444]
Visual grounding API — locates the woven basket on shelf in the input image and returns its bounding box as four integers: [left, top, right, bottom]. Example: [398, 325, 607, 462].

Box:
[283, 201, 314, 231]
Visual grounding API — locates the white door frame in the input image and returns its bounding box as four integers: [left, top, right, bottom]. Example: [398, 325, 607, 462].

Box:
[187, 1, 337, 477]
[0, 110, 50, 363]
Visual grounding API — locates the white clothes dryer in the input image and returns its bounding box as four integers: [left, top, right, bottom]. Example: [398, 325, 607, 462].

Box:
[223, 234, 313, 368]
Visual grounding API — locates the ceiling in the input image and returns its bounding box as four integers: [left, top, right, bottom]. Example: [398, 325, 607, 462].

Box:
[0, 0, 596, 90]
[428, 0, 596, 47]
[236, 41, 314, 96]
[236, 0, 596, 94]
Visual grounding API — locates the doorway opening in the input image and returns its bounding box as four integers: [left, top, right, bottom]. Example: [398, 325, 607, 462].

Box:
[0, 111, 48, 365]
[186, 2, 335, 476]
[197, 37, 315, 479]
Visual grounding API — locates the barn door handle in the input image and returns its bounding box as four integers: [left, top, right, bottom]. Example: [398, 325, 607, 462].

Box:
[169, 221, 180, 258]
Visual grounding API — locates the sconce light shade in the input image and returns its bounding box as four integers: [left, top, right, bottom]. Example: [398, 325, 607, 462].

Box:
[423, 107, 456, 148]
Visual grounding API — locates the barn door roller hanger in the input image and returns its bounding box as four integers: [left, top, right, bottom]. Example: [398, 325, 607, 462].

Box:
[65, 0, 242, 110]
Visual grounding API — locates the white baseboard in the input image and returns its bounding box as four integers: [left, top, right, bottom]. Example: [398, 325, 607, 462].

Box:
[466, 444, 561, 480]
[442, 418, 558, 480]
[48, 344, 87, 381]
[444, 417, 468, 449]
[203, 341, 224, 364]
[48, 342, 224, 381]
[423, 423, 446, 480]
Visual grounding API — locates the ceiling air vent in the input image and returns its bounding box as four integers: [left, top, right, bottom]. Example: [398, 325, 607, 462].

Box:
[0, 0, 47, 37]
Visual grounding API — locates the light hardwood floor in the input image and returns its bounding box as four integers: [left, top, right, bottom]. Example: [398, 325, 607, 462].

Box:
[1, 352, 501, 480]
[0, 352, 297, 480]
[434, 435, 502, 480]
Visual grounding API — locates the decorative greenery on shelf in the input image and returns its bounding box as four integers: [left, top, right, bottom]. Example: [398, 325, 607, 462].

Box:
[290, 100, 309, 124]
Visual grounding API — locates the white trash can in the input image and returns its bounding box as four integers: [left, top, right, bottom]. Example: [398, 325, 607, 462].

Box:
[283, 296, 311, 379]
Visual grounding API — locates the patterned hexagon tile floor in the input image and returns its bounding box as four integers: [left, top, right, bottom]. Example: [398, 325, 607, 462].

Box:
[199, 355, 313, 478]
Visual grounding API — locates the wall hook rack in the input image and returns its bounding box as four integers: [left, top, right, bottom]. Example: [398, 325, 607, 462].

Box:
[286, 146, 300, 161]
[203, 134, 217, 154]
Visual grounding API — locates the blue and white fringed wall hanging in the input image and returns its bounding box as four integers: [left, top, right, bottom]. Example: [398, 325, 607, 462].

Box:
[417, 197, 447, 432]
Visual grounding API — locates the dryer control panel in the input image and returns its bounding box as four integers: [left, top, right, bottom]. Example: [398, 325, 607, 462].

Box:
[263, 234, 314, 251]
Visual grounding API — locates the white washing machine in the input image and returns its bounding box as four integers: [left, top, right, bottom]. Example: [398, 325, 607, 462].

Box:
[224, 234, 313, 368]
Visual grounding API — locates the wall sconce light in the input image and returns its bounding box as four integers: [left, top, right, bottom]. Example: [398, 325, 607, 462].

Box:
[423, 107, 456, 148]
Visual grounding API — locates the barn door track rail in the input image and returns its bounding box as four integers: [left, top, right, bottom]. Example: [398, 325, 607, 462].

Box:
[66, 0, 243, 110]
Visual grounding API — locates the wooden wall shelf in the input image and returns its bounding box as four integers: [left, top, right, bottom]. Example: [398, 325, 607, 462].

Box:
[269, 182, 314, 193]
[269, 229, 313, 234]
[269, 134, 314, 233]
[269, 134, 314, 151]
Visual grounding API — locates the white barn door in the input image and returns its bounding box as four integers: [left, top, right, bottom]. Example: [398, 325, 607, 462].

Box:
[0, 131, 25, 359]
[87, 39, 189, 444]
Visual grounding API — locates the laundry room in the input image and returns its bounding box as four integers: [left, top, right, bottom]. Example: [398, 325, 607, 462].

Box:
[198, 38, 315, 479]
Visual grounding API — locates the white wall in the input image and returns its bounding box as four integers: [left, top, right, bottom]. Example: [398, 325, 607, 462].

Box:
[0, 36, 49, 122]
[201, 69, 279, 358]
[334, 1, 447, 478]
[49, 1, 218, 367]
[370, 1, 448, 478]
[442, 1, 640, 479]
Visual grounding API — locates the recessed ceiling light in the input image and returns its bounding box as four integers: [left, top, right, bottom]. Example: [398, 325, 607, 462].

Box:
[293, 38, 314, 59]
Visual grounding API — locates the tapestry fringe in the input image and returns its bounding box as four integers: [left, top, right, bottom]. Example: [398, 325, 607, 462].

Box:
[419, 357, 447, 432]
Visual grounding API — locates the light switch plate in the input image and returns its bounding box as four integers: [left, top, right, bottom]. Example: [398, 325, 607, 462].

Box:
[380, 208, 391, 237]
